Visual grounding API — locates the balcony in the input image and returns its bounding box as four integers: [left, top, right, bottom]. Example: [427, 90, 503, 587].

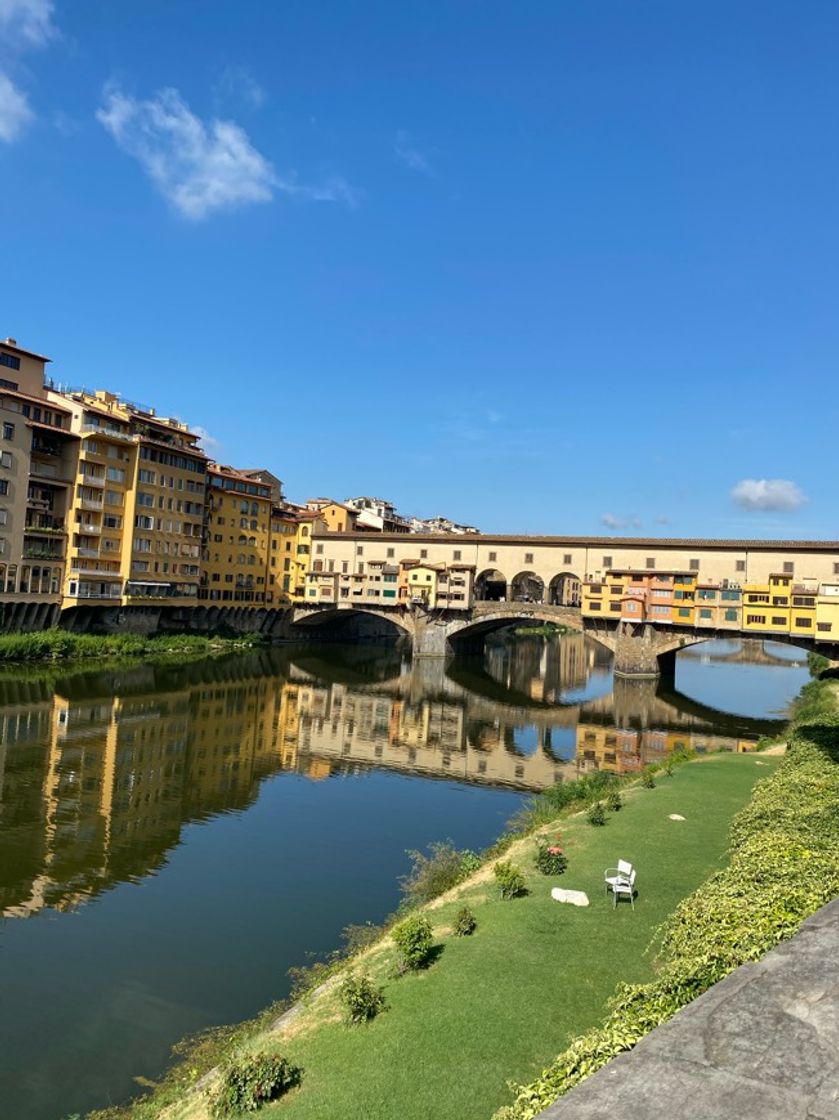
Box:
[79, 498, 103, 511]
[81, 423, 135, 442]
[74, 547, 100, 559]
[24, 523, 66, 535]
[70, 563, 121, 577]
[65, 587, 123, 600]
[79, 474, 105, 488]
[22, 549, 64, 560]
[76, 523, 101, 534]
[28, 463, 71, 483]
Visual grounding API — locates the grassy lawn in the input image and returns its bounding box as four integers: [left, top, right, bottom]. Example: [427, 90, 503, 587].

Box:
[169, 752, 777, 1120]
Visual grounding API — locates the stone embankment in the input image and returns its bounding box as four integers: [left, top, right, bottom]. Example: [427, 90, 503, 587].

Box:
[539, 898, 839, 1120]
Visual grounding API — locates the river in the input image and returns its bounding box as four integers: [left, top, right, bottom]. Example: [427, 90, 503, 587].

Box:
[0, 634, 808, 1120]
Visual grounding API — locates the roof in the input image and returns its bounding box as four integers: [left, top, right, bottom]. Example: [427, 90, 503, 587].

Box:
[1, 386, 72, 413]
[0, 339, 51, 363]
[309, 530, 839, 552]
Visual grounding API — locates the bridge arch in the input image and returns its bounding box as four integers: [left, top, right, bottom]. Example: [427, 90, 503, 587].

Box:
[475, 568, 508, 602]
[548, 572, 582, 607]
[510, 571, 545, 603]
[291, 605, 413, 640]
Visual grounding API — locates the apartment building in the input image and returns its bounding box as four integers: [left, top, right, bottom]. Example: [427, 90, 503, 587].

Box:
[0, 338, 78, 617]
[47, 389, 207, 608]
[200, 464, 273, 604]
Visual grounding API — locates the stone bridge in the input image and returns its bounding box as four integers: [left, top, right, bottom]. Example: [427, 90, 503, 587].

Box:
[291, 601, 839, 678]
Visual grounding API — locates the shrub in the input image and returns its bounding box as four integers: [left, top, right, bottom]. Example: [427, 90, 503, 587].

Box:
[392, 914, 434, 970]
[493, 681, 839, 1120]
[534, 841, 568, 876]
[454, 906, 477, 936]
[587, 801, 607, 826]
[641, 768, 656, 788]
[341, 922, 384, 956]
[605, 789, 622, 812]
[209, 1053, 301, 1117]
[400, 841, 480, 908]
[494, 860, 527, 900]
[339, 973, 387, 1024]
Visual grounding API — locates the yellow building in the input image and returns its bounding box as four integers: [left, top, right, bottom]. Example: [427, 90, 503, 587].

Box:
[48, 389, 207, 609]
[816, 582, 839, 641]
[200, 464, 273, 604]
[742, 573, 794, 635]
[790, 583, 818, 638]
[405, 563, 440, 606]
[305, 498, 359, 533]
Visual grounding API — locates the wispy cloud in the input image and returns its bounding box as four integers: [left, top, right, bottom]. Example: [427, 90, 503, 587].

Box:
[0, 0, 57, 143]
[191, 425, 221, 454]
[0, 72, 33, 141]
[0, 0, 56, 47]
[730, 478, 807, 512]
[214, 64, 266, 111]
[395, 129, 433, 175]
[601, 513, 643, 530]
[97, 86, 359, 220]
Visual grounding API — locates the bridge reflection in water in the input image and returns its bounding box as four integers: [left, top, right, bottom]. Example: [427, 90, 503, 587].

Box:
[0, 636, 794, 921]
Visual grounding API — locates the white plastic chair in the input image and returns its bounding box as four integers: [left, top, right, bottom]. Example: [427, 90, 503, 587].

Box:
[612, 868, 637, 909]
[604, 859, 632, 897]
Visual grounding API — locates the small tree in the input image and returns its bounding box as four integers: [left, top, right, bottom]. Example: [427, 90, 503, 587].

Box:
[494, 860, 527, 899]
[454, 905, 477, 936]
[340, 973, 387, 1024]
[392, 914, 434, 970]
[209, 1054, 301, 1117]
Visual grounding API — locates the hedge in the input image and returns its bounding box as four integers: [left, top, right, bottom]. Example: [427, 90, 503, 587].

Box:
[493, 685, 839, 1120]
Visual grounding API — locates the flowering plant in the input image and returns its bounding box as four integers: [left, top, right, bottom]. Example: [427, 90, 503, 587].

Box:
[534, 839, 568, 876]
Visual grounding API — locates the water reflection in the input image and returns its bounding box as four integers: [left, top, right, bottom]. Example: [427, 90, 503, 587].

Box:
[0, 635, 798, 923]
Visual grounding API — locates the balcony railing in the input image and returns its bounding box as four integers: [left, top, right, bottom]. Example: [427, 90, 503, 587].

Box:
[22, 549, 64, 560]
[28, 464, 72, 483]
[70, 563, 121, 577]
[24, 523, 66, 535]
[76, 523, 101, 534]
[79, 498, 103, 511]
[81, 423, 136, 442]
[79, 474, 105, 488]
[74, 547, 100, 559]
[66, 587, 123, 600]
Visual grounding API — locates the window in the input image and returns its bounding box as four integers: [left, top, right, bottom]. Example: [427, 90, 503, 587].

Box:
[103, 514, 122, 529]
[0, 352, 21, 371]
[453, 549, 462, 561]
[138, 468, 155, 484]
[721, 589, 740, 600]
[736, 560, 746, 572]
[137, 491, 154, 507]
[817, 622, 832, 633]
[316, 543, 324, 554]
[678, 607, 691, 617]
[105, 489, 122, 506]
[420, 549, 427, 559]
[488, 551, 497, 562]
[0, 451, 11, 468]
[724, 608, 738, 622]
[387, 547, 395, 558]
[524, 552, 534, 564]
[0, 480, 8, 495]
[134, 515, 154, 530]
[747, 614, 766, 624]
[602, 555, 612, 569]
[834, 563, 839, 575]
[589, 601, 601, 611]
[771, 616, 786, 626]
[699, 608, 712, 619]
[689, 558, 700, 571]
[783, 561, 794, 574]
[646, 557, 655, 569]
[2, 423, 13, 440]
[795, 617, 812, 628]
[106, 466, 125, 483]
[356, 545, 364, 555]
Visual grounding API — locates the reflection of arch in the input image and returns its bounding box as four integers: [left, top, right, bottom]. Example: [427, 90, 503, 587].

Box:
[292, 606, 412, 637]
[475, 568, 507, 601]
[511, 571, 544, 603]
[548, 572, 581, 607]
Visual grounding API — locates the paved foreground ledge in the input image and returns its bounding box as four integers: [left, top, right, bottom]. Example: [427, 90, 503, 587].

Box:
[539, 897, 839, 1120]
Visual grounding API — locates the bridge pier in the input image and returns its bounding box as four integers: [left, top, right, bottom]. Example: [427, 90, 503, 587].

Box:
[611, 623, 677, 680]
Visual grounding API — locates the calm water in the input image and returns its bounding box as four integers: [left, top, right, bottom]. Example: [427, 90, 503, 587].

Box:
[0, 635, 808, 1120]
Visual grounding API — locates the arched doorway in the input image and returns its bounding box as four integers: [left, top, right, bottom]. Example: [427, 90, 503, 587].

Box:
[510, 571, 545, 603]
[548, 572, 581, 606]
[475, 569, 507, 601]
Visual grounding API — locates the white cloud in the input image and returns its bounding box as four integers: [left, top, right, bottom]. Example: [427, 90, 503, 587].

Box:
[214, 65, 265, 110]
[0, 72, 34, 141]
[730, 478, 807, 512]
[97, 86, 359, 220]
[601, 513, 643, 530]
[0, 0, 56, 47]
[97, 87, 277, 220]
[191, 425, 221, 454]
[395, 129, 432, 175]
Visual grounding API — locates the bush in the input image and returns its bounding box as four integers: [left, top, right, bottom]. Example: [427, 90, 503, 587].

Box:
[454, 906, 477, 936]
[494, 681, 839, 1120]
[513, 771, 620, 831]
[494, 860, 527, 900]
[400, 841, 481, 908]
[605, 789, 622, 812]
[641, 768, 656, 788]
[534, 841, 568, 876]
[587, 801, 607, 826]
[392, 914, 434, 970]
[339, 973, 387, 1024]
[209, 1053, 301, 1117]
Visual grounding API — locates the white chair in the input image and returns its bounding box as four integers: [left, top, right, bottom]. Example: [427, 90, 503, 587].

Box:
[604, 859, 632, 897]
[612, 868, 637, 909]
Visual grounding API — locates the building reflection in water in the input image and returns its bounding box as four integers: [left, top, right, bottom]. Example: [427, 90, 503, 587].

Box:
[0, 636, 780, 921]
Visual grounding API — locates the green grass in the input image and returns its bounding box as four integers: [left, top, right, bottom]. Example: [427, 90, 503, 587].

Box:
[161, 753, 772, 1120]
[0, 628, 263, 664]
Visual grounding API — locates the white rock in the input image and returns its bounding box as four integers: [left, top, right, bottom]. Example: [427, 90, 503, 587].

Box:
[669, 813, 686, 821]
[550, 888, 589, 907]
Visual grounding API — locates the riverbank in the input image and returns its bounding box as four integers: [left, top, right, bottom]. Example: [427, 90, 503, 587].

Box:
[0, 629, 265, 664]
[87, 752, 777, 1120]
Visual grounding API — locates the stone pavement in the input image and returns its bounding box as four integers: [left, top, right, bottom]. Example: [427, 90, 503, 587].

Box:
[539, 897, 839, 1120]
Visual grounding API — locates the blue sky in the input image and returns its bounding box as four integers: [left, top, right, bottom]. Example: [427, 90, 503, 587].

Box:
[1, 1, 836, 537]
